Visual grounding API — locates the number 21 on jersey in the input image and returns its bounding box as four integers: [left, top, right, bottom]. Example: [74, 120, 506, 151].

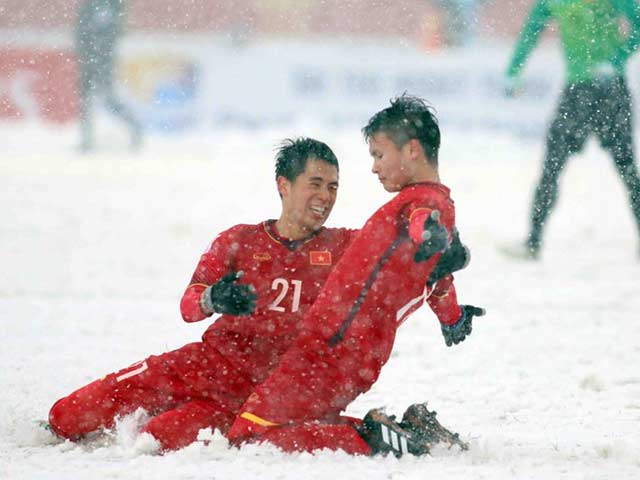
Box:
[268, 278, 302, 312]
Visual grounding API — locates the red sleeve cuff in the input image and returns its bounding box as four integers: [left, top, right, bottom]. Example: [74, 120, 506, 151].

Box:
[426, 274, 461, 326]
[180, 283, 211, 322]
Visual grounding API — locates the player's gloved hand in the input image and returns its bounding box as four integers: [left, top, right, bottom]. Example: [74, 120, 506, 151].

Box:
[441, 305, 485, 347]
[206, 271, 257, 316]
[414, 210, 450, 263]
[427, 227, 470, 287]
[504, 76, 523, 98]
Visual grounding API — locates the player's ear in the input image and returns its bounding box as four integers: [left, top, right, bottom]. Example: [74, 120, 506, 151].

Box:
[276, 176, 290, 198]
[408, 138, 428, 164]
[407, 138, 421, 159]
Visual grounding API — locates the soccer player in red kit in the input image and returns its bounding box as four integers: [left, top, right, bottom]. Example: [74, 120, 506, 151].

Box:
[227, 95, 485, 457]
[47, 138, 358, 451]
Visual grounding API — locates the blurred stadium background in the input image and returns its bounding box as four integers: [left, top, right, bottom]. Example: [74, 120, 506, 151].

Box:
[0, 0, 527, 41]
[0, 0, 636, 141]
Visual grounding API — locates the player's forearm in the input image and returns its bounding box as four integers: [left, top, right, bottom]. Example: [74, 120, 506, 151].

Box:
[426, 274, 462, 326]
[507, 0, 549, 78]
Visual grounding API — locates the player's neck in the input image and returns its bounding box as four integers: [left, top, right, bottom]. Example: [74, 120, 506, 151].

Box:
[274, 217, 312, 241]
[411, 167, 440, 185]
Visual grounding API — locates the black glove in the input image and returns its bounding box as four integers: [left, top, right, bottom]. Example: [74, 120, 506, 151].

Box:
[441, 305, 485, 347]
[427, 227, 470, 287]
[207, 271, 257, 316]
[414, 210, 450, 263]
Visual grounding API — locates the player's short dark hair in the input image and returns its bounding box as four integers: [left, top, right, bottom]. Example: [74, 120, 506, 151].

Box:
[275, 137, 339, 181]
[362, 94, 440, 166]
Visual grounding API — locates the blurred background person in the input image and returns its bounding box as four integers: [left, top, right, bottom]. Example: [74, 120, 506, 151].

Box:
[75, 0, 142, 153]
[503, 0, 640, 259]
[433, 0, 484, 47]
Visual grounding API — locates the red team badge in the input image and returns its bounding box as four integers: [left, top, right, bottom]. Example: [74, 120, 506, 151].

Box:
[309, 251, 332, 265]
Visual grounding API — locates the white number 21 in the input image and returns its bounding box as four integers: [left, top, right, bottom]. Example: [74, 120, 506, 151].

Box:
[268, 278, 302, 312]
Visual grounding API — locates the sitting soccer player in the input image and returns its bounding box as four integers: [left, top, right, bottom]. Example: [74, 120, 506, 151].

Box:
[226, 95, 485, 457]
[47, 138, 358, 451]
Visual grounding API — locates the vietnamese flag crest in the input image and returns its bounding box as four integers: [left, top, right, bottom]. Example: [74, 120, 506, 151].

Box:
[309, 251, 332, 265]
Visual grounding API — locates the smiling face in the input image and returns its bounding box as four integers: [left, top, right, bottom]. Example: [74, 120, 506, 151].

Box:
[276, 158, 339, 239]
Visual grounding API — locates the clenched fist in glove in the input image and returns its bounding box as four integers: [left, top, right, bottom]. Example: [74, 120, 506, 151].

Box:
[414, 210, 450, 263]
[202, 271, 257, 316]
[441, 305, 485, 347]
[427, 227, 470, 287]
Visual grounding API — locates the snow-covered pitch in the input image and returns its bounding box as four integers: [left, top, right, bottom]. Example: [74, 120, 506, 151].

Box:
[2, 122, 639, 479]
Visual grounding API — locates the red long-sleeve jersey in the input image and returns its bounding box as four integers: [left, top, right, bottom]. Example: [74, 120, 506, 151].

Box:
[180, 220, 356, 384]
[234, 182, 462, 429]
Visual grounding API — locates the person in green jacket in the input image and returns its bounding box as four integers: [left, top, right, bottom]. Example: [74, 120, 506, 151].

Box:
[504, 0, 640, 259]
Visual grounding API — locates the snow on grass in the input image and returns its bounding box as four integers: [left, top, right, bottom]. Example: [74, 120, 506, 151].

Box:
[2, 121, 640, 479]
